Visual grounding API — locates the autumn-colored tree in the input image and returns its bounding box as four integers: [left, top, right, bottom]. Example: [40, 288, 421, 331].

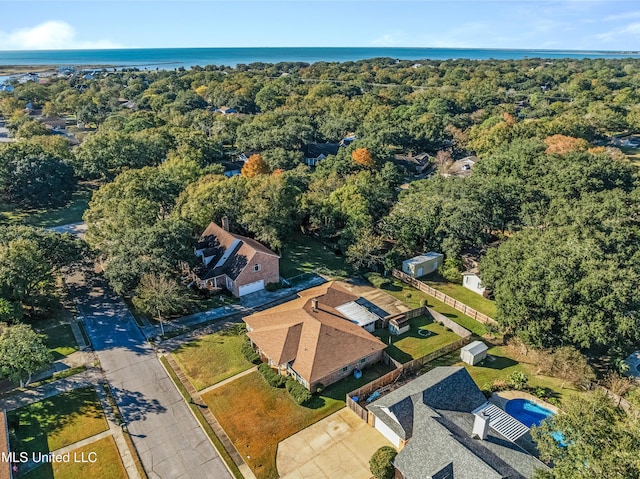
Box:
[194, 85, 208, 99]
[544, 134, 589, 155]
[352, 148, 375, 168]
[241, 154, 270, 178]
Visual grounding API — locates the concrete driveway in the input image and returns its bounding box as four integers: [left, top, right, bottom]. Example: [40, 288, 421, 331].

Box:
[277, 408, 393, 479]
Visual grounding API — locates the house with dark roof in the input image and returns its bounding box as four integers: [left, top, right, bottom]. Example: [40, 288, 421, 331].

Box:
[183, 218, 280, 297]
[244, 282, 387, 391]
[303, 142, 340, 166]
[368, 367, 548, 479]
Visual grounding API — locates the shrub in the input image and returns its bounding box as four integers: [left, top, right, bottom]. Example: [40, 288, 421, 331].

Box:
[241, 339, 261, 364]
[439, 257, 463, 284]
[286, 378, 312, 405]
[258, 363, 286, 388]
[265, 282, 280, 292]
[509, 371, 528, 390]
[369, 446, 397, 479]
[315, 383, 325, 394]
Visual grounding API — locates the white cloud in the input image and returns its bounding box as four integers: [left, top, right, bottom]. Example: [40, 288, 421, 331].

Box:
[0, 21, 123, 50]
[596, 21, 640, 42]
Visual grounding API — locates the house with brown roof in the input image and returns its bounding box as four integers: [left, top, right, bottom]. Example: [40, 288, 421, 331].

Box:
[183, 218, 280, 297]
[244, 282, 387, 391]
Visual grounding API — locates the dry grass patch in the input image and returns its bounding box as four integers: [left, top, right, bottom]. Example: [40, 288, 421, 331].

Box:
[202, 364, 391, 479]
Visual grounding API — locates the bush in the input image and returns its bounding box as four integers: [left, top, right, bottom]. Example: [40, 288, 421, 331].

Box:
[509, 371, 528, 390]
[258, 363, 286, 388]
[265, 282, 280, 292]
[241, 339, 261, 364]
[286, 378, 312, 405]
[369, 446, 397, 479]
[315, 383, 325, 394]
[439, 257, 463, 284]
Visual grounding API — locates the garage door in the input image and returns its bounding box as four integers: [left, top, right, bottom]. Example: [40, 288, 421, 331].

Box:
[238, 279, 265, 297]
[373, 416, 402, 449]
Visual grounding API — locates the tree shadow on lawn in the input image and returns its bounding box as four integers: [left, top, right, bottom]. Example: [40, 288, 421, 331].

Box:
[8, 387, 105, 456]
[380, 283, 402, 293]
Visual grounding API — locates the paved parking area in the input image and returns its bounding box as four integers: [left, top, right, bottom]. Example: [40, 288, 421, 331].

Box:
[277, 408, 392, 479]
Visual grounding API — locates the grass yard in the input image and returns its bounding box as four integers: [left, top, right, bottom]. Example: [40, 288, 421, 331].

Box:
[280, 233, 351, 279]
[172, 330, 254, 390]
[8, 387, 108, 456]
[422, 273, 497, 318]
[202, 363, 392, 479]
[365, 273, 488, 336]
[40, 324, 79, 360]
[0, 184, 94, 228]
[422, 346, 582, 405]
[374, 315, 461, 363]
[21, 436, 127, 479]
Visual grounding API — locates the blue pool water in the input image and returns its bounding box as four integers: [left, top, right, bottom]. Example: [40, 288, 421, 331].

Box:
[505, 399, 554, 428]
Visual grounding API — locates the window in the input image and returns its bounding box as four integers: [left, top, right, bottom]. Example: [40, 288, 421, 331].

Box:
[253, 263, 261, 272]
[360, 358, 367, 364]
[342, 366, 349, 373]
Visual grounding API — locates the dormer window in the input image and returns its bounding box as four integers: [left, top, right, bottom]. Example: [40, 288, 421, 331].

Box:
[253, 264, 261, 272]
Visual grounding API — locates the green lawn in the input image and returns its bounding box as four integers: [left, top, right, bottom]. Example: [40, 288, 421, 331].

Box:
[8, 387, 108, 456]
[422, 273, 497, 318]
[374, 315, 461, 363]
[280, 233, 351, 279]
[172, 330, 254, 390]
[0, 184, 94, 228]
[422, 347, 583, 405]
[203, 363, 392, 479]
[40, 324, 79, 360]
[21, 436, 128, 479]
[365, 273, 488, 336]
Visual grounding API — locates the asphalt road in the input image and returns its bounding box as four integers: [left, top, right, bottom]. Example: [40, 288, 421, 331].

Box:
[69, 272, 232, 479]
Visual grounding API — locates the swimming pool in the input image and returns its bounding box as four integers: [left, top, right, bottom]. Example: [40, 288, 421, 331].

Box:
[505, 399, 555, 428]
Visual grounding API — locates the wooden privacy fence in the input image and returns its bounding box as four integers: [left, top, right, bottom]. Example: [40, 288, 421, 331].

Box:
[346, 335, 472, 421]
[392, 269, 498, 326]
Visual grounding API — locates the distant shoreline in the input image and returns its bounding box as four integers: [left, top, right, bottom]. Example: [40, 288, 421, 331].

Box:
[1, 47, 639, 73]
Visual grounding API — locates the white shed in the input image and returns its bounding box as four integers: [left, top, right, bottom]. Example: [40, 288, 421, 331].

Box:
[462, 270, 486, 296]
[402, 252, 444, 278]
[460, 341, 488, 366]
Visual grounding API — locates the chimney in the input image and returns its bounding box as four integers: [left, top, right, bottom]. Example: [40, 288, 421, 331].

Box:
[221, 216, 229, 232]
[472, 411, 490, 440]
[311, 298, 318, 312]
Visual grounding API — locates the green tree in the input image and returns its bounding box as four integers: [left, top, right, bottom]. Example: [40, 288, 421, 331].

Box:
[532, 391, 640, 479]
[1, 154, 75, 208]
[369, 446, 397, 479]
[0, 324, 52, 387]
[132, 274, 188, 335]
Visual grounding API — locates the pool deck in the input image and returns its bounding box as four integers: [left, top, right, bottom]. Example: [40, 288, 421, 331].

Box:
[491, 390, 560, 415]
[624, 351, 640, 378]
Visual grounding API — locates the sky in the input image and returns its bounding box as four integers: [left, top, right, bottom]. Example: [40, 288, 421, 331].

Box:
[0, 0, 639, 51]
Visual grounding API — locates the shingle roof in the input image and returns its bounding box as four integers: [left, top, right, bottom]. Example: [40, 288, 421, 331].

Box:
[368, 367, 548, 479]
[245, 282, 386, 384]
[195, 222, 278, 280]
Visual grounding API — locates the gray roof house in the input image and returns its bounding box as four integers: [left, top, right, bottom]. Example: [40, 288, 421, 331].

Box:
[368, 367, 548, 479]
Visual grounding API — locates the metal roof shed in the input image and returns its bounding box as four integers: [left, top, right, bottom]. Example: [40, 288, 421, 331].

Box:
[401, 252, 444, 278]
[460, 340, 489, 366]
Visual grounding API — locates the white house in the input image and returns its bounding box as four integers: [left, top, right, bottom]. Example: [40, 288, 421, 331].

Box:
[402, 252, 444, 278]
[462, 269, 486, 296]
